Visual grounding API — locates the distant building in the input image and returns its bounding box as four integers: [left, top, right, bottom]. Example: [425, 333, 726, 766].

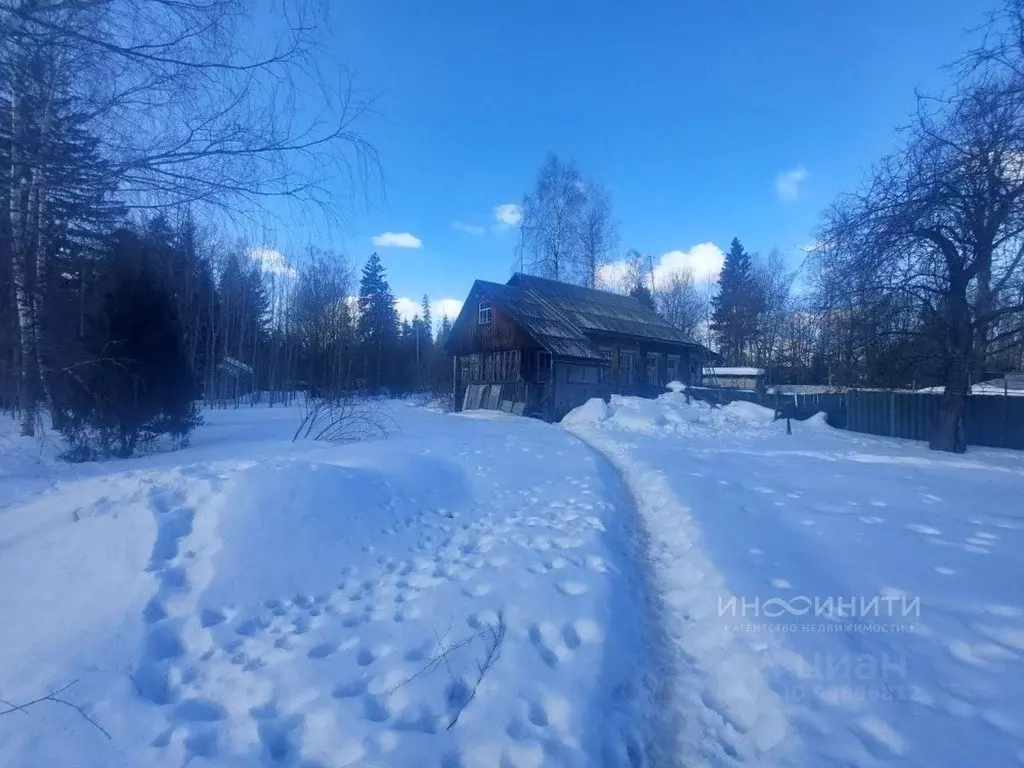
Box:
[208, 356, 254, 403]
[445, 273, 715, 420]
[702, 366, 766, 392]
[767, 384, 845, 395]
[917, 373, 1024, 396]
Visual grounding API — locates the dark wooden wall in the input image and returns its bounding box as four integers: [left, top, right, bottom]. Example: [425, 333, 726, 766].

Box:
[446, 296, 541, 357]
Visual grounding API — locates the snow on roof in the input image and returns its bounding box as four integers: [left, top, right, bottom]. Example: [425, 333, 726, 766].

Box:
[703, 367, 765, 377]
[218, 356, 254, 375]
[916, 381, 1024, 396]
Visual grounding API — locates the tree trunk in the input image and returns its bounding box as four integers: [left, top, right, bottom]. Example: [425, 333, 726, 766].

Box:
[973, 253, 993, 380]
[929, 286, 971, 453]
[9, 68, 36, 436]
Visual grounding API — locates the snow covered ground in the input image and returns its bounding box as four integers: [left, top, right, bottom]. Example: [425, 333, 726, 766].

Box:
[3, 393, 1023, 768]
[0, 403, 650, 768]
[565, 391, 1024, 768]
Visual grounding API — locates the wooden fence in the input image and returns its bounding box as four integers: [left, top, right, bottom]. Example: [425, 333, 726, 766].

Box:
[686, 386, 1024, 451]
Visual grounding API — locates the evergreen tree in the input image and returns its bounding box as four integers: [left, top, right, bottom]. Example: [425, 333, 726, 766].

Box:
[420, 295, 433, 345]
[356, 252, 400, 390]
[51, 230, 200, 458]
[710, 237, 755, 363]
[437, 314, 453, 346]
[629, 282, 656, 310]
[416, 294, 433, 387]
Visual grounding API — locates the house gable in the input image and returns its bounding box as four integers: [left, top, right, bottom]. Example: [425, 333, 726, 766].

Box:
[444, 281, 543, 357]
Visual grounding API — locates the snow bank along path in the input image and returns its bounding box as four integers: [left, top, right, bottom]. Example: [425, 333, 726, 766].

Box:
[1, 404, 650, 768]
[565, 397, 792, 767]
[565, 391, 1024, 768]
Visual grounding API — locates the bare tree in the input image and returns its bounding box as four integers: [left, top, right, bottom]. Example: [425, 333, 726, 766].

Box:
[578, 182, 618, 288]
[0, 0, 379, 432]
[292, 247, 355, 397]
[816, 78, 1024, 452]
[655, 268, 707, 340]
[749, 249, 793, 368]
[518, 154, 586, 282]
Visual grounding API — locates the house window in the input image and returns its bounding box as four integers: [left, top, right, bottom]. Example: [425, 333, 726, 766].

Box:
[567, 364, 599, 384]
[647, 354, 661, 386]
[484, 353, 495, 380]
[537, 351, 552, 383]
[620, 352, 636, 385]
[469, 354, 481, 381]
[478, 301, 492, 325]
[460, 357, 471, 383]
[598, 347, 612, 382]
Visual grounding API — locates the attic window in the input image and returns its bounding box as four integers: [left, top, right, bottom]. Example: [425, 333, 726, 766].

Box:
[478, 301, 492, 325]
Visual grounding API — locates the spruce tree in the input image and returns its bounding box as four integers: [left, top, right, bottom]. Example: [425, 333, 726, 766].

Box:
[711, 237, 754, 364]
[630, 282, 656, 310]
[437, 314, 453, 346]
[356, 252, 400, 390]
[420, 295, 433, 345]
[51, 230, 200, 459]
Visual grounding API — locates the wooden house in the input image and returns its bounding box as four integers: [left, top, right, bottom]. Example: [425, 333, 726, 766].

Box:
[444, 273, 713, 420]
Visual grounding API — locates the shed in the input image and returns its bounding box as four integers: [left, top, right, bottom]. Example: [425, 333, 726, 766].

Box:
[702, 366, 767, 392]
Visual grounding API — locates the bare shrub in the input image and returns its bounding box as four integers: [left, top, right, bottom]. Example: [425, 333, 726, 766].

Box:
[292, 396, 395, 443]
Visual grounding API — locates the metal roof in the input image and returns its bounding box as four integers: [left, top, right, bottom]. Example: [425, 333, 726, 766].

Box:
[451, 274, 701, 361]
[506, 273, 700, 347]
[474, 280, 605, 361]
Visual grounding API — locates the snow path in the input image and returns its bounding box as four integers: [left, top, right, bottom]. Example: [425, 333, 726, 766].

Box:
[566, 418, 792, 768]
[565, 392, 1024, 768]
[0, 404, 652, 768]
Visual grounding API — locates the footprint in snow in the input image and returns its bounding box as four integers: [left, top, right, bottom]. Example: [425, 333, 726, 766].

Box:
[307, 642, 337, 659]
[556, 581, 588, 597]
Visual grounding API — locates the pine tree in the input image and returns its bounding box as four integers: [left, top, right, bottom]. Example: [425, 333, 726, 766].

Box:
[630, 282, 656, 310]
[416, 294, 433, 387]
[710, 238, 755, 364]
[437, 314, 453, 346]
[356, 252, 399, 390]
[420, 295, 433, 345]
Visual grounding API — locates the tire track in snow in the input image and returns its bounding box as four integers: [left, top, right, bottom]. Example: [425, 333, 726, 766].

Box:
[566, 424, 793, 768]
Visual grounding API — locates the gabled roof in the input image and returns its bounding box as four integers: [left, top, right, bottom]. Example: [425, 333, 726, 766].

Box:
[507, 273, 699, 347]
[448, 273, 703, 361]
[471, 280, 604, 360]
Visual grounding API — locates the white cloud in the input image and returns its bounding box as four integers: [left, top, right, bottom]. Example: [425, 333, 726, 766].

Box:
[433, 298, 463, 321]
[494, 203, 523, 228]
[372, 231, 422, 249]
[596, 242, 725, 293]
[452, 221, 485, 236]
[775, 167, 808, 201]
[394, 297, 420, 323]
[652, 243, 725, 285]
[394, 297, 464, 328]
[595, 261, 631, 292]
[248, 246, 296, 278]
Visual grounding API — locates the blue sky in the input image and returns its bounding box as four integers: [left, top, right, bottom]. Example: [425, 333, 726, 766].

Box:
[267, 0, 994, 321]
